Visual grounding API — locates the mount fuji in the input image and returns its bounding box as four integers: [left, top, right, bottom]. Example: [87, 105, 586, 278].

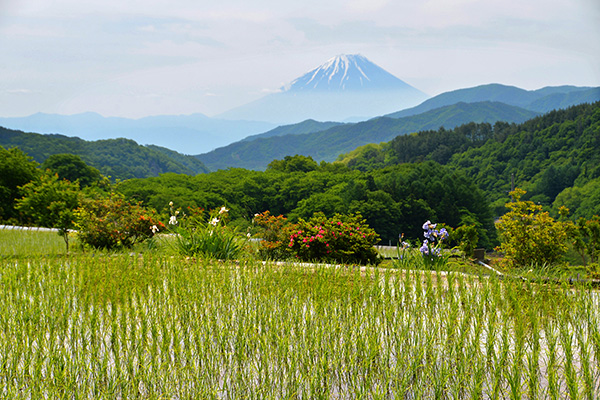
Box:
[217, 54, 429, 124]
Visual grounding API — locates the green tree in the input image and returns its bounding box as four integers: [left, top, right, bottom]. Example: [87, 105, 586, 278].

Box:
[0, 146, 39, 223]
[267, 155, 319, 173]
[42, 153, 102, 187]
[496, 188, 571, 268]
[15, 172, 82, 251]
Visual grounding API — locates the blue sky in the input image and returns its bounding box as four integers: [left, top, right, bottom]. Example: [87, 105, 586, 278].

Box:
[1, 0, 599, 118]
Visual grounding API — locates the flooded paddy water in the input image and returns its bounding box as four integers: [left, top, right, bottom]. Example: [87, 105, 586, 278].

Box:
[0, 255, 598, 398]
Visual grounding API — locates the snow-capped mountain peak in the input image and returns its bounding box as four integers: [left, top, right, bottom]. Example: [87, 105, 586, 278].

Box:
[218, 54, 429, 123]
[283, 54, 416, 92]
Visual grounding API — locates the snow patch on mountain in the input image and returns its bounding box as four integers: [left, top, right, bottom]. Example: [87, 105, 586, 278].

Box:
[284, 54, 418, 93]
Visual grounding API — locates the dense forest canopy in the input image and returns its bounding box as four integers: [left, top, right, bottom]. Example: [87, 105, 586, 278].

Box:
[339, 102, 600, 216]
[116, 159, 496, 247]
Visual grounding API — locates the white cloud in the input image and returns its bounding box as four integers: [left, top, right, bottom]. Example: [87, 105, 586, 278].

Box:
[5, 88, 37, 94]
[0, 0, 598, 118]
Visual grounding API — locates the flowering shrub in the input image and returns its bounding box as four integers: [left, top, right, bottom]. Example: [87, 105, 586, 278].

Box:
[419, 220, 449, 269]
[252, 211, 293, 260]
[168, 203, 246, 260]
[75, 195, 164, 250]
[288, 212, 381, 265]
[496, 188, 570, 268]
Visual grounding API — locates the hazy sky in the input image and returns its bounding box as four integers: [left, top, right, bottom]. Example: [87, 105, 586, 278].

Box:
[1, 0, 599, 118]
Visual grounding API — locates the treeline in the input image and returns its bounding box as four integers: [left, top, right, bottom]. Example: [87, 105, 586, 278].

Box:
[1, 143, 495, 247]
[339, 102, 600, 217]
[0, 127, 209, 179]
[116, 156, 496, 247]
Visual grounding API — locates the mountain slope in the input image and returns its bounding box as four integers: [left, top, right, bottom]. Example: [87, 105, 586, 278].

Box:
[197, 101, 539, 171]
[241, 119, 344, 142]
[0, 126, 209, 180]
[386, 84, 599, 118]
[526, 87, 600, 113]
[217, 54, 429, 124]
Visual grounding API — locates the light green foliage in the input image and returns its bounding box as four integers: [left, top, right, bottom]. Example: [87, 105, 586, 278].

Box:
[496, 188, 571, 268]
[168, 203, 247, 260]
[553, 177, 600, 220]
[267, 154, 319, 172]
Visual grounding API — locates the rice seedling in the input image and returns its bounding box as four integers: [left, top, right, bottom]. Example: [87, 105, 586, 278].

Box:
[0, 251, 598, 398]
[0, 227, 68, 256]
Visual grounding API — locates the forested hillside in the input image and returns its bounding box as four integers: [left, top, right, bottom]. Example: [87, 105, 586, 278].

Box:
[0, 127, 209, 179]
[197, 101, 538, 171]
[340, 102, 600, 216]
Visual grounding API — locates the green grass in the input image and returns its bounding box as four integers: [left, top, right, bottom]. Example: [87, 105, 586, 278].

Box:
[0, 228, 68, 256]
[1, 229, 599, 397]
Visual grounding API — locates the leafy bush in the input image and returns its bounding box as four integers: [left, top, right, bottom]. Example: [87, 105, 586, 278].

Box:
[453, 224, 479, 258]
[168, 204, 247, 260]
[75, 195, 164, 250]
[586, 263, 600, 279]
[496, 188, 570, 268]
[572, 216, 600, 265]
[288, 212, 381, 265]
[252, 211, 292, 260]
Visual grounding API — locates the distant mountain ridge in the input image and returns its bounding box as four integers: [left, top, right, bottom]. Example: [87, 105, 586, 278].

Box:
[197, 101, 539, 171]
[1, 80, 597, 168]
[386, 84, 600, 118]
[241, 120, 345, 142]
[217, 54, 429, 124]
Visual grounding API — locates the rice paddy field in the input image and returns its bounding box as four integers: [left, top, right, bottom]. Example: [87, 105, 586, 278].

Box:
[1, 230, 600, 398]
